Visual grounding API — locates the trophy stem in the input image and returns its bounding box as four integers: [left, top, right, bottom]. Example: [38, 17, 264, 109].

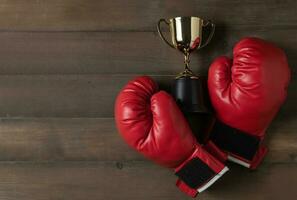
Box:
[184, 51, 191, 71]
[176, 50, 197, 79]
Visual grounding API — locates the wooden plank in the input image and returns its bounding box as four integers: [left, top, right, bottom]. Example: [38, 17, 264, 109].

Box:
[0, 75, 294, 118]
[0, 0, 295, 31]
[202, 163, 297, 200]
[0, 162, 294, 200]
[0, 118, 295, 164]
[0, 75, 170, 117]
[0, 118, 141, 162]
[0, 30, 295, 75]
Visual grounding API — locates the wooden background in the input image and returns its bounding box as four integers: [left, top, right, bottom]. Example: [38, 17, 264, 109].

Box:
[0, 0, 295, 199]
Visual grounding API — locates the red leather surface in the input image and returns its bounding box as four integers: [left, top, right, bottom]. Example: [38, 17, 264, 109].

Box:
[115, 76, 197, 168]
[208, 37, 290, 138]
[204, 141, 228, 163]
[115, 76, 226, 171]
[115, 76, 227, 197]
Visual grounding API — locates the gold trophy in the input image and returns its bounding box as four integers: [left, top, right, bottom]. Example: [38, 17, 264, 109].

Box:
[157, 16, 215, 114]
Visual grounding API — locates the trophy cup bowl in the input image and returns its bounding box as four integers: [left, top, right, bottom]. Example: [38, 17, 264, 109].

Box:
[158, 16, 213, 53]
[157, 16, 215, 114]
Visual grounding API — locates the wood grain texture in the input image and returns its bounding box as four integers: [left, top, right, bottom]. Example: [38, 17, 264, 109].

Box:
[0, 118, 141, 161]
[0, 0, 295, 31]
[0, 117, 295, 163]
[0, 75, 294, 118]
[0, 162, 294, 200]
[0, 0, 295, 199]
[0, 75, 169, 117]
[0, 29, 295, 75]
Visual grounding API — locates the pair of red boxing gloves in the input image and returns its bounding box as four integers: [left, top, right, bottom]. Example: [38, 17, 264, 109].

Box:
[114, 38, 290, 197]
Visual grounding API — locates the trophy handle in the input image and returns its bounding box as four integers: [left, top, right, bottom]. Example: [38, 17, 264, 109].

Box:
[157, 19, 175, 49]
[199, 20, 215, 49]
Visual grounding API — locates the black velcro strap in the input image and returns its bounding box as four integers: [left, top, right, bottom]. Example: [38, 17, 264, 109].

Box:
[175, 158, 216, 189]
[210, 120, 260, 161]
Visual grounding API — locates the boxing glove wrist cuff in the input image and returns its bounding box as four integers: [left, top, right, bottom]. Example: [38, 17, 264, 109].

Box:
[210, 120, 263, 167]
[175, 147, 228, 197]
[176, 158, 216, 188]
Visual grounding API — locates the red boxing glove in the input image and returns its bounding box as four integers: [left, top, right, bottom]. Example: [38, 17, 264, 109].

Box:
[208, 38, 290, 169]
[115, 76, 228, 197]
